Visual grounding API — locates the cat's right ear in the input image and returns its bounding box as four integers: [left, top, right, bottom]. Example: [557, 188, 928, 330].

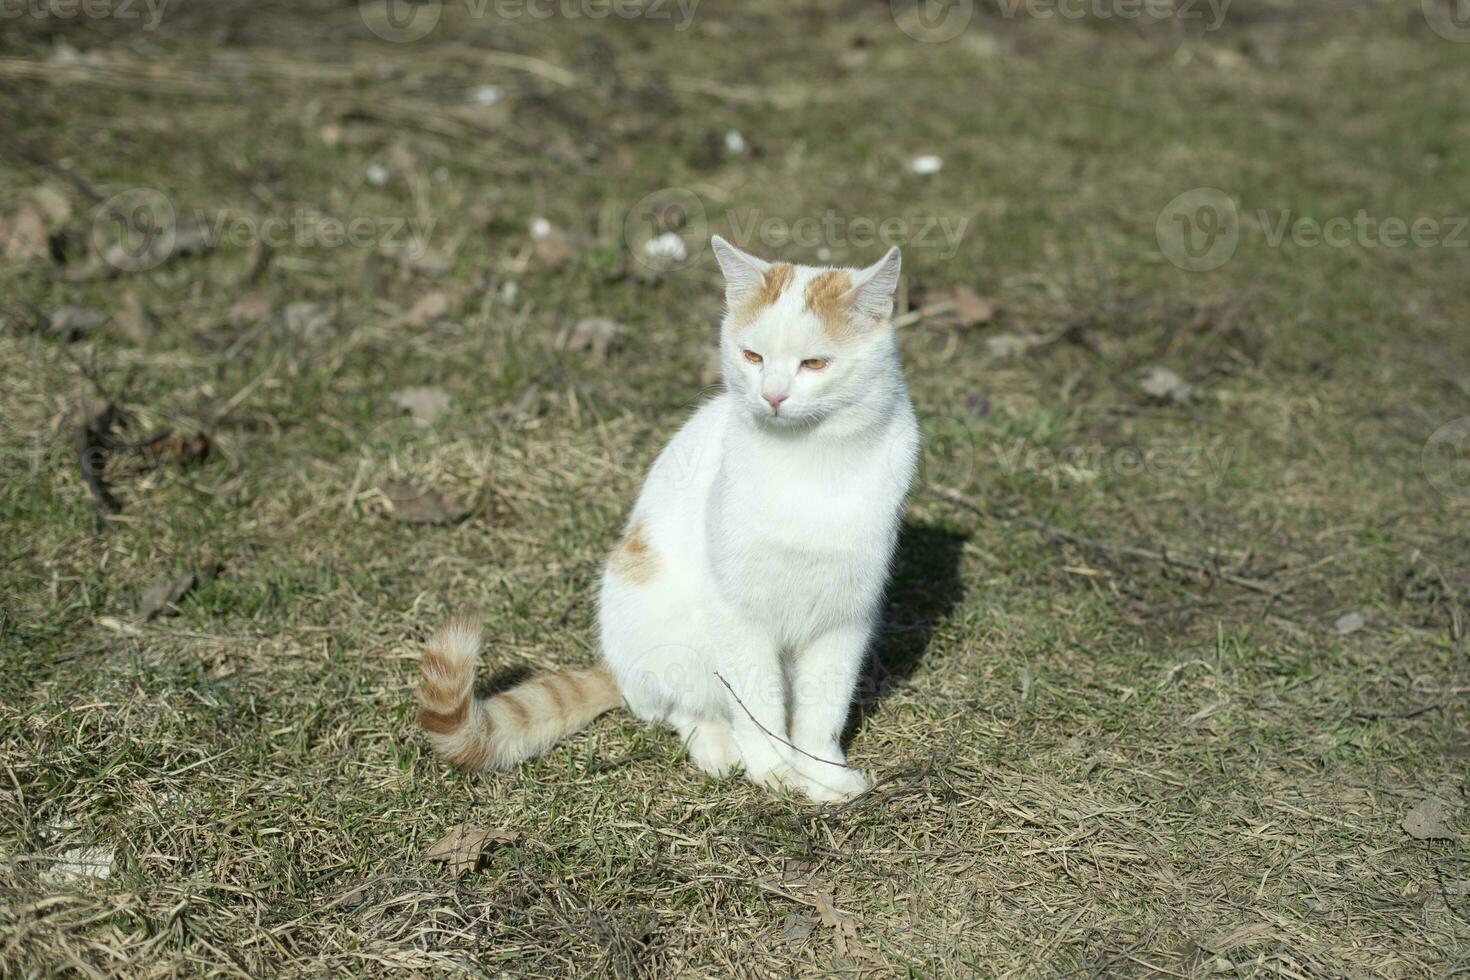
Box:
[711, 236, 770, 305]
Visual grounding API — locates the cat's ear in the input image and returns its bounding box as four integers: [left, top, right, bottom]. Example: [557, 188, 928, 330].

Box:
[844, 246, 903, 325]
[711, 235, 770, 304]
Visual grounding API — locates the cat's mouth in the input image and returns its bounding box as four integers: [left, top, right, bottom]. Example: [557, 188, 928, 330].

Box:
[753, 404, 821, 431]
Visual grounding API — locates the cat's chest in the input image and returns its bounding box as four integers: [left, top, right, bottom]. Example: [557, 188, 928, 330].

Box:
[727, 448, 898, 539]
[709, 446, 905, 626]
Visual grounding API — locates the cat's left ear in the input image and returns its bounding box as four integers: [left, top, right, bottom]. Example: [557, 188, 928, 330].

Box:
[711, 235, 770, 304]
[845, 246, 902, 326]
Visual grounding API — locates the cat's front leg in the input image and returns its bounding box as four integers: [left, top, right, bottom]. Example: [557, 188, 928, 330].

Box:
[788, 623, 872, 802]
[714, 636, 799, 791]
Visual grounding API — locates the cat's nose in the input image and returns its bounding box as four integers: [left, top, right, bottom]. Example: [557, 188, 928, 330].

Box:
[763, 392, 788, 411]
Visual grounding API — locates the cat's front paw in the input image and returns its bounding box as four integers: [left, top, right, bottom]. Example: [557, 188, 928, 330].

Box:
[796, 765, 869, 803]
[749, 761, 803, 794]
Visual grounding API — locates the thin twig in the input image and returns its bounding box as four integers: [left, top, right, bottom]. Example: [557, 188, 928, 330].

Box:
[1351, 701, 1443, 721]
[713, 672, 847, 769]
[931, 485, 1286, 599]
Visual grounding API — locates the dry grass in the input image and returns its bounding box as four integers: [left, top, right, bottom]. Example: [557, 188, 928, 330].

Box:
[3, 1, 1469, 975]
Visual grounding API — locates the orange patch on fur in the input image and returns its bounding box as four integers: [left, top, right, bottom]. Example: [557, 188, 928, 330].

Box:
[610, 518, 659, 583]
[542, 675, 568, 712]
[500, 691, 530, 724]
[803, 269, 855, 339]
[447, 731, 494, 770]
[734, 262, 794, 328]
[419, 699, 467, 734]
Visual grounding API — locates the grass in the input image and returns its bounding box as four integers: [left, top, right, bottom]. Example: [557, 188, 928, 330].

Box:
[2, 1, 1469, 974]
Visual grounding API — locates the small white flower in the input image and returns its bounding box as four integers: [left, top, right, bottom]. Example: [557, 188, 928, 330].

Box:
[724, 130, 747, 155]
[910, 154, 943, 175]
[472, 84, 503, 106]
[529, 217, 553, 240]
[644, 231, 687, 262]
[366, 163, 390, 186]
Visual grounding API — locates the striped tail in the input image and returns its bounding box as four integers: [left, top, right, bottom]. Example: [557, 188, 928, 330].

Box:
[417, 615, 621, 770]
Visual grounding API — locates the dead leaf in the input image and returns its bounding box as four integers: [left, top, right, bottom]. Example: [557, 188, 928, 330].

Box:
[389, 386, 451, 423]
[31, 183, 73, 226]
[812, 890, 877, 962]
[229, 291, 274, 328]
[561, 317, 625, 363]
[48, 305, 105, 341]
[139, 431, 211, 468]
[528, 218, 577, 270]
[1402, 797, 1459, 841]
[380, 480, 470, 525]
[140, 573, 193, 620]
[2, 204, 50, 262]
[1139, 366, 1201, 404]
[781, 912, 815, 943]
[115, 290, 157, 343]
[424, 823, 516, 877]
[924, 286, 998, 328]
[399, 246, 452, 277]
[139, 561, 221, 620]
[401, 290, 453, 327]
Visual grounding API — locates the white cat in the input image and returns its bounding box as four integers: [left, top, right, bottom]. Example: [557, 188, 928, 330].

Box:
[419, 237, 919, 801]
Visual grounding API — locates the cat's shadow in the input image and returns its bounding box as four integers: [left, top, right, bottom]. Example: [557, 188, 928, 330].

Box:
[845, 518, 968, 746]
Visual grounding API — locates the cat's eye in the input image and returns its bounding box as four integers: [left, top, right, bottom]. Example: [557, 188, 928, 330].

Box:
[800, 357, 830, 371]
[742, 349, 763, 365]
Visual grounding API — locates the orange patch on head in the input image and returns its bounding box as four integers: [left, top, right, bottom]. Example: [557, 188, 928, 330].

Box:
[610, 518, 659, 584]
[734, 262, 794, 328]
[804, 269, 855, 339]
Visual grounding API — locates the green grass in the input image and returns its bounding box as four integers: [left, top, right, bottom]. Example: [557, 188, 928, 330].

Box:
[3, 2, 1469, 975]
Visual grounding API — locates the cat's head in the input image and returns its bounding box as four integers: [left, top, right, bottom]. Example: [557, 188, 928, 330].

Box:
[712, 236, 903, 430]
